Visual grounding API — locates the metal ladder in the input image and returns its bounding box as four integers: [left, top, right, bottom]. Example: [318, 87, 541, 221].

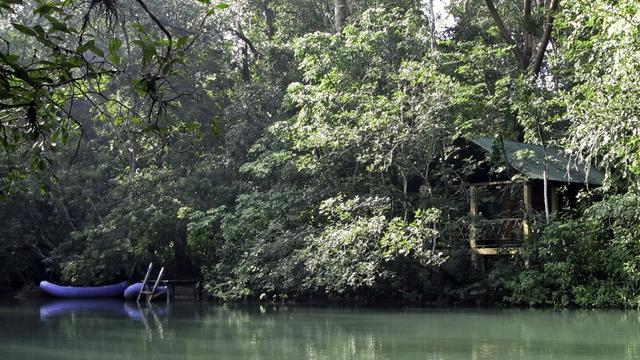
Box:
[137, 263, 166, 304]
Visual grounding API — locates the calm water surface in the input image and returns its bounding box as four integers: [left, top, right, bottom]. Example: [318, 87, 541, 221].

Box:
[1, 300, 639, 359]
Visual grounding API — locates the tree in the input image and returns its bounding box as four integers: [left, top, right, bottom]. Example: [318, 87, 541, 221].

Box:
[482, 0, 560, 78]
[562, 0, 640, 189]
[335, 0, 347, 32]
[0, 0, 226, 194]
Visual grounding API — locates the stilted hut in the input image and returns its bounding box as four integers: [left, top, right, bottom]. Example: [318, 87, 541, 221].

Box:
[466, 138, 604, 256]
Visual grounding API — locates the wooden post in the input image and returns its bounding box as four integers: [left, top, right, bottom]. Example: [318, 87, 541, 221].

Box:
[522, 182, 532, 237]
[523, 182, 532, 214]
[522, 182, 533, 268]
[469, 185, 478, 215]
[469, 185, 486, 272]
[543, 168, 550, 222]
[469, 185, 478, 250]
[551, 188, 559, 214]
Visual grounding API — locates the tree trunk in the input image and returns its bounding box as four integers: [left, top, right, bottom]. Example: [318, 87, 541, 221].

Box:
[126, 137, 138, 177]
[258, 1, 275, 39]
[427, 0, 436, 52]
[536, 120, 550, 223]
[522, 0, 533, 68]
[334, 0, 347, 33]
[241, 44, 251, 82]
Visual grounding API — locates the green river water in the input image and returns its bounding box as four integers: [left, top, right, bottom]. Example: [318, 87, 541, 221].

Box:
[1, 300, 639, 359]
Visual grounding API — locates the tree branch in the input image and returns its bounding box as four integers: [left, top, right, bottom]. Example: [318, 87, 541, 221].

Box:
[483, 0, 525, 68]
[230, 28, 260, 57]
[522, 0, 533, 67]
[133, 0, 173, 59]
[531, 0, 559, 77]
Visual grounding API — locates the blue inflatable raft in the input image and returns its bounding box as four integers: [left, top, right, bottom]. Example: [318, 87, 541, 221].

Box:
[39, 280, 129, 298]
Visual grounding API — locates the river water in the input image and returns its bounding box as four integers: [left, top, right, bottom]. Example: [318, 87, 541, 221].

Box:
[1, 300, 638, 359]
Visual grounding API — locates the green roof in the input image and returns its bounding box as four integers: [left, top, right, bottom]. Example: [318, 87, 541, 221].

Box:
[471, 138, 605, 186]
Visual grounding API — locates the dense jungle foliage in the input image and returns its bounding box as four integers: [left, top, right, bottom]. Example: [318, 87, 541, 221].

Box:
[2, 0, 640, 307]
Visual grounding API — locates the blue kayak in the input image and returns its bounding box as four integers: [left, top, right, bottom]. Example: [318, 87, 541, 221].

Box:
[39, 281, 129, 298]
[123, 282, 168, 300]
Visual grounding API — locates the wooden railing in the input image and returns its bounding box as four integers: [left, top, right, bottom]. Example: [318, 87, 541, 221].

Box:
[471, 218, 525, 248]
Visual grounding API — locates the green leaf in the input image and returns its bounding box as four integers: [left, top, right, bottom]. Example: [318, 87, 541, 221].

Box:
[4, 54, 18, 64]
[207, 2, 228, 14]
[77, 40, 104, 57]
[32, 25, 46, 37]
[182, 122, 200, 131]
[76, 41, 92, 54]
[11, 23, 37, 36]
[108, 38, 123, 52]
[46, 15, 73, 34]
[133, 39, 157, 66]
[108, 53, 121, 67]
[90, 45, 105, 58]
[31, 157, 45, 171]
[108, 38, 123, 66]
[132, 23, 146, 34]
[161, 62, 173, 74]
[176, 36, 189, 48]
[35, 4, 55, 16]
[142, 124, 160, 133]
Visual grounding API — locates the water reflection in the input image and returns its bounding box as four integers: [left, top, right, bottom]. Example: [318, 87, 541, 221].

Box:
[123, 301, 170, 321]
[124, 302, 168, 340]
[40, 299, 127, 319]
[39, 299, 169, 322]
[2, 303, 640, 359]
[38, 299, 170, 347]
